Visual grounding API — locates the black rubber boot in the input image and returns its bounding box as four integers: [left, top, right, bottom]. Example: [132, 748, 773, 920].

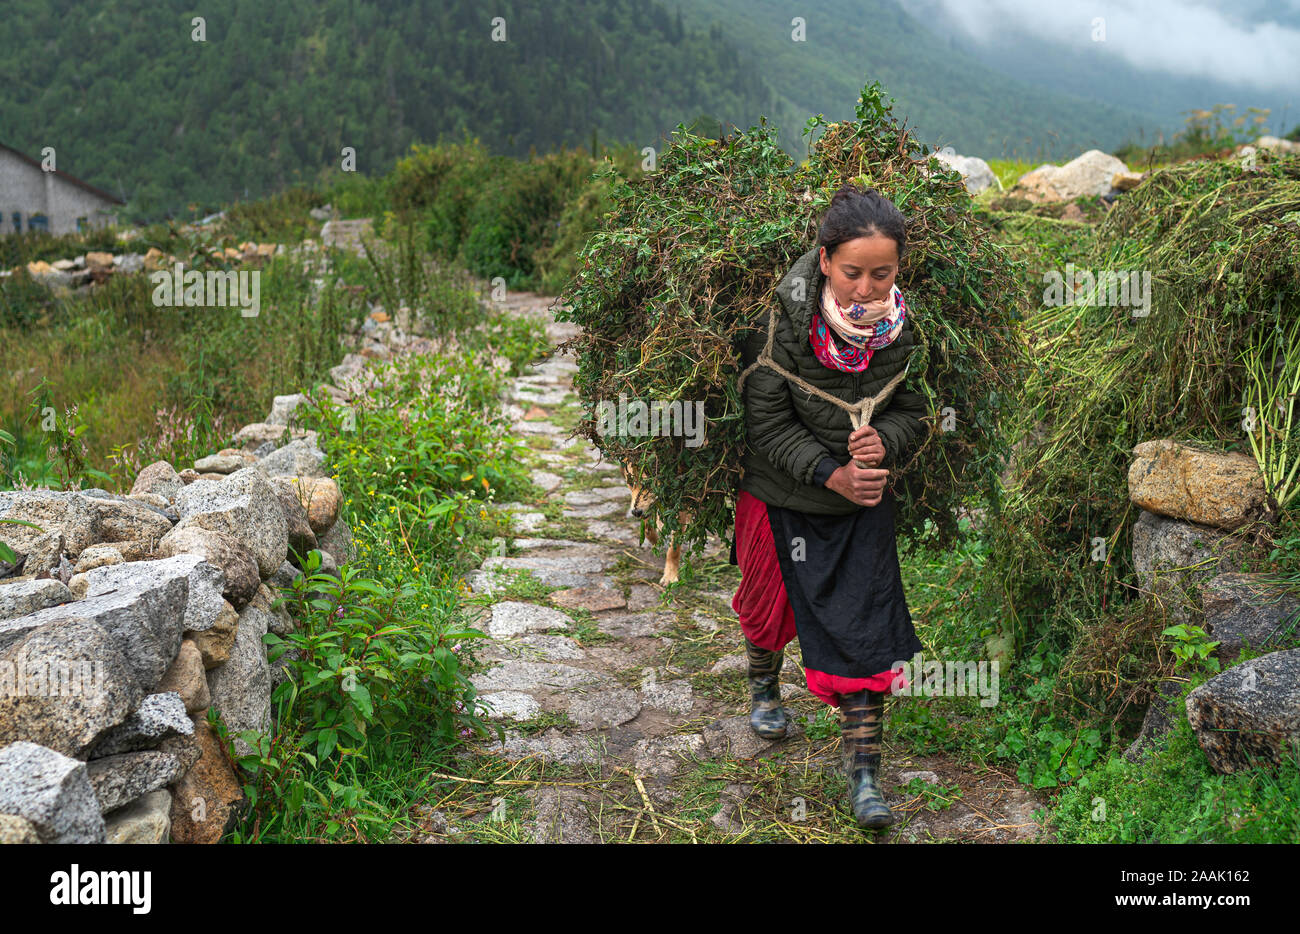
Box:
[745, 638, 787, 740]
[840, 689, 894, 829]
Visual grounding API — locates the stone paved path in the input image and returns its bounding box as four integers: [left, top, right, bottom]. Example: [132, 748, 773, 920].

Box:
[411, 287, 1054, 844]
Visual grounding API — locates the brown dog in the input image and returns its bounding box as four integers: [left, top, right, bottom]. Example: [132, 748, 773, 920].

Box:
[620, 462, 691, 585]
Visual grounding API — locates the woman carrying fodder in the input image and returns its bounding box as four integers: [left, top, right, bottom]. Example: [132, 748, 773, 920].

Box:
[556, 82, 1026, 830]
[732, 185, 926, 829]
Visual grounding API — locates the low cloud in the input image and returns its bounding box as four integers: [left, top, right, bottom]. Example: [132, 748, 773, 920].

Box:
[905, 0, 1300, 91]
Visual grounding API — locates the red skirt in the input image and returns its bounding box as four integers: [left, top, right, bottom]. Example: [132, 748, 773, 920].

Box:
[731, 489, 909, 706]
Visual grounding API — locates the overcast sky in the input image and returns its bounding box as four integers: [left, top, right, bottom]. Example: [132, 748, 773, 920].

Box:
[902, 0, 1300, 91]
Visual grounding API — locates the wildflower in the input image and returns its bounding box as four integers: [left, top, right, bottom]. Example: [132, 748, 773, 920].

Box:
[452, 643, 462, 654]
[459, 728, 471, 738]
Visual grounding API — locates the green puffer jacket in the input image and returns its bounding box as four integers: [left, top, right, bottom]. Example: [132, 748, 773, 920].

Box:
[736, 245, 930, 515]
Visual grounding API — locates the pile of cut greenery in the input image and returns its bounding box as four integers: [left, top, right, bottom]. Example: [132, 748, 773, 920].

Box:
[979, 145, 1300, 731]
[554, 81, 1029, 560]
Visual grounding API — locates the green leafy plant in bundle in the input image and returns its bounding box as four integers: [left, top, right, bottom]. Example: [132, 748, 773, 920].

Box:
[980, 147, 1300, 733]
[553, 80, 1028, 563]
[554, 118, 807, 557]
[795, 85, 1029, 550]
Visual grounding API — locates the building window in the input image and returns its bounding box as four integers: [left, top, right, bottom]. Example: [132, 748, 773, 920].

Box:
[27, 214, 49, 233]
[10, 212, 20, 233]
[76, 216, 89, 233]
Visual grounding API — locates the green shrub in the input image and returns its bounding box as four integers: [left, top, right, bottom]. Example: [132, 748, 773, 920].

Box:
[1051, 684, 1300, 843]
[388, 138, 503, 260]
[0, 268, 59, 329]
[0, 225, 121, 269]
[217, 185, 323, 245]
[534, 167, 625, 294]
[459, 147, 597, 289]
[321, 168, 393, 219]
[217, 550, 498, 842]
[1112, 103, 1272, 168]
[388, 138, 602, 288]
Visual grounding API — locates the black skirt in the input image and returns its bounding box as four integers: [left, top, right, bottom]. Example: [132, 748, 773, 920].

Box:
[761, 487, 924, 678]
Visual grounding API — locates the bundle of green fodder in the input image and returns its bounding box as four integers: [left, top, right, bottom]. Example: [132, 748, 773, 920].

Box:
[553, 82, 1028, 559]
[979, 146, 1300, 721]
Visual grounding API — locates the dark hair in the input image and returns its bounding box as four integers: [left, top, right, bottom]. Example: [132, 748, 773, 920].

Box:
[817, 184, 907, 262]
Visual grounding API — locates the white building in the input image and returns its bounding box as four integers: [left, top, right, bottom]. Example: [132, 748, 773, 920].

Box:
[0, 142, 125, 236]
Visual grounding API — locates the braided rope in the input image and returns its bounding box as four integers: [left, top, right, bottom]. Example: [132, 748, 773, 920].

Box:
[738, 299, 911, 467]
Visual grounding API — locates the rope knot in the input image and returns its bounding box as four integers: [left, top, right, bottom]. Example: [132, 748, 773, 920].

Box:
[737, 301, 911, 434]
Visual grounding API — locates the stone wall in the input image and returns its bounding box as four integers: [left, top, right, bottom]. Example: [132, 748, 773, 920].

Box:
[1123, 439, 1300, 773]
[0, 304, 437, 844]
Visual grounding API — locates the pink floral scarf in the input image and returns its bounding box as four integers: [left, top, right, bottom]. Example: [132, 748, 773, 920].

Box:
[809, 282, 908, 372]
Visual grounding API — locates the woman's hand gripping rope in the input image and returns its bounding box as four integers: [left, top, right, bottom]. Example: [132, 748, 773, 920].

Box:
[826, 425, 889, 507]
